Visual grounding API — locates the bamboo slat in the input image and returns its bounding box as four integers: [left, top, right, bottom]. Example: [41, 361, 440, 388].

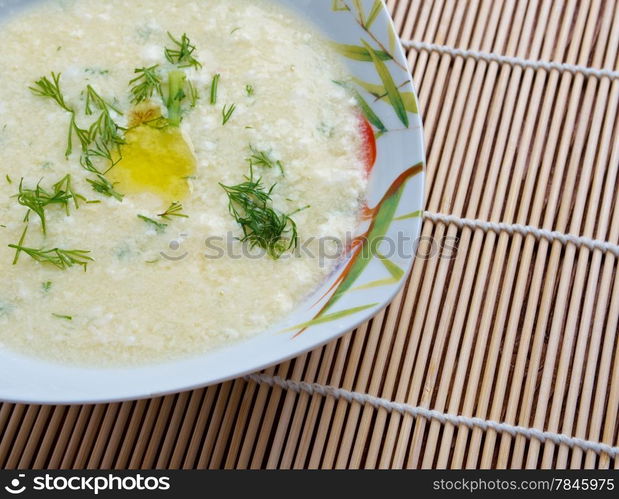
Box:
[1, 0, 618, 469]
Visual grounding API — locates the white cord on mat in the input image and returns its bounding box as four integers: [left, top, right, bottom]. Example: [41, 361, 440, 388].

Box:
[425, 212, 619, 258]
[246, 373, 619, 459]
[401, 39, 619, 80]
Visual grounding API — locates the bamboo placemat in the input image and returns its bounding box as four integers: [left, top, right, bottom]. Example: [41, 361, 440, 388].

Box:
[2, 0, 619, 470]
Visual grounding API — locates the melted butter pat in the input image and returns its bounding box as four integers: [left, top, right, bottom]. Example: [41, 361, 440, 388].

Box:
[109, 125, 196, 203]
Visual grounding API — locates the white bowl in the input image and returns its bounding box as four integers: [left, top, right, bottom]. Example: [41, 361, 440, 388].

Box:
[0, 0, 425, 404]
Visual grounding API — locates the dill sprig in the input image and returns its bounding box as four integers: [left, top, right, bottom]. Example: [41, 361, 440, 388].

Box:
[16, 175, 86, 235]
[220, 167, 300, 259]
[14, 247, 93, 270]
[48, 81, 125, 170]
[138, 215, 168, 233]
[164, 32, 202, 69]
[84, 86, 125, 158]
[129, 65, 163, 104]
[127, 38, 201, 126]
[29, 72, 72, 112]
[85, 85, 122, 116]
[30, 73, 79, 159]
[77, 88, 127, 194]
[158, 202, 188, 220]
[30, 75, 126, 163]
[222, 104, 236, 125]
[68, 114, 90, 159]
[141, 116, 171, 130]
[9, 225, 93, 270]
[210, 74, 221, 104]
[86, 174, 124, 201]
[30, 75, 124, 199]
[248, 146, 284, 175]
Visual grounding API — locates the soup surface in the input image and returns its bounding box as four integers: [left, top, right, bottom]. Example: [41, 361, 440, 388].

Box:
[0, 0, 367, 365]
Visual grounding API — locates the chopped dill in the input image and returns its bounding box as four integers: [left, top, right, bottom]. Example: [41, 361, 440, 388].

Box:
[5, 175, 12, 184]
[16, 175, 86, 235]
[30, 75, 124, 193]
[85, 85, 122, 116]
[52, 313, 72, 321]
[30, 72, 81, 160]
[11, 224, 27, 264]
[166, 70, 187, 127]
[248, 146, 284, 175]
[9, 225, 93, 270]
[84, 86, 125, 155]
[29, 72, 72, 113]
[138, 215, 168, 233]
[86, 174, 124, 201]
[12, 246, 93, 270]
[222, 104, 236, 125]
[76, 113, 125, 192]
[48, 85, 125, 173]
[187, 80, 199, 108]
[220, 166, 301, 259]
[164, 32, 202, 69]
[210, 74, 221, 105]
[141, 116, 170, 130]
[245, 84, 254, 97]
[68, 113, 90, 159]
[73, 85, 125, 173]
[29, 73, 124, 206]
[42, 281, 53, 292]
[130, 65, 163, 104]
[158, 202, 188, 220]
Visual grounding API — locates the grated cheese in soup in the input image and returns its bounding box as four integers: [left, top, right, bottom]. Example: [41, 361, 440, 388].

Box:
[0, 0, 367, 365]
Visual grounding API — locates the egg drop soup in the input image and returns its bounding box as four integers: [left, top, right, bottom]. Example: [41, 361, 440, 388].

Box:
[0, 0, 368, 365]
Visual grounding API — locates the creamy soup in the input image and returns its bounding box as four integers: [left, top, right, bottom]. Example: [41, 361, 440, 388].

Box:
[0, 0, 367, 365]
